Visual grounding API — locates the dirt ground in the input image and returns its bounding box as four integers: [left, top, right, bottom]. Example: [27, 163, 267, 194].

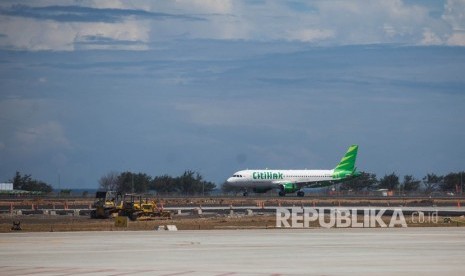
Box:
[0, 213, 277, 232]
[1, 212, 464, 233]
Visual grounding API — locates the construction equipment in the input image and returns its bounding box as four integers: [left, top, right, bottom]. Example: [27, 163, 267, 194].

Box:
[11, 220, 22, 231]
[90, 191, 121, 219]
[118, 193, 172, 221]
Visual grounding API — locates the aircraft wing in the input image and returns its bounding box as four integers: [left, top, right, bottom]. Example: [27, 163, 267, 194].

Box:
[272, 180, 336, 189]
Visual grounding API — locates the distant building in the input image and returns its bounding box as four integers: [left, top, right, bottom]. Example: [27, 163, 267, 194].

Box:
[374, 189, 394, 197]
[0, 183, 13, 191]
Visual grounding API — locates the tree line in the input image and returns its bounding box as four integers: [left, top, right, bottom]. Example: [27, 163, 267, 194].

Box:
[5, 170, 464, 196]
[10, 171, 53, 193]
[339, 171, 464, 194]
[98, 170, 216, 195]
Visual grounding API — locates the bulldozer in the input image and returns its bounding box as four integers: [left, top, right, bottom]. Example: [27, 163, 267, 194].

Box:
[118, 193, 172, 221]
[90, 191, 122, 219]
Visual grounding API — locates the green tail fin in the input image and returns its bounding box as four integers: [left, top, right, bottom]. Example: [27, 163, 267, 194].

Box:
[333, 145, 358, 176]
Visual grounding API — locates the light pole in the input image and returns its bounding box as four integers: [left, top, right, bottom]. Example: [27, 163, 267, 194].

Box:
[57, 173, 61, 198]
[461, 171, 463, 196]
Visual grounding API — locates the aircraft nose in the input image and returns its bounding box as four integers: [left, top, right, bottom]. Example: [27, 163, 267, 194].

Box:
[226, 177, 234, 183]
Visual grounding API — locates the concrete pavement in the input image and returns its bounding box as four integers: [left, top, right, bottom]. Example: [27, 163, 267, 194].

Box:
[1, 228, 465, 275]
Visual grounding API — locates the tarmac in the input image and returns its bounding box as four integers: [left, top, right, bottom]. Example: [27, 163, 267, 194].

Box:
[1, 228, 465, 276]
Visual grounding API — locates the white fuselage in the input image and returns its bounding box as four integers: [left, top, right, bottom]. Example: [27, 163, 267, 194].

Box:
[227, 169, 334, 189]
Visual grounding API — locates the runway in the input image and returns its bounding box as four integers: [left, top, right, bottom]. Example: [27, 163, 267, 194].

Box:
[1, 228, 465, 276]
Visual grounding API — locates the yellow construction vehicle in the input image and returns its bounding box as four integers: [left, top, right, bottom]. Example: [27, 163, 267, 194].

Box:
[118, 194, 172, 221]
[90, 191, 122, 219]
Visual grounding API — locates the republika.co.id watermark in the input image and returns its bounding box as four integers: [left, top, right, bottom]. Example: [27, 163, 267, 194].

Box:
[276, 207, 439, 228]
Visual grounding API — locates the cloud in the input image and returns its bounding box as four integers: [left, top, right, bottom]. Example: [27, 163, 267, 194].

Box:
[151, 0, 456, 46]
[1, 1, 465, 51]
[0, 13, 152, 51]
[15, 121, 71, 151]
[74, 34, 147, 51]
[0, 4, 203, 23]
[181, 0, 233, 14]
[0, 2, 203, 51]
[147, 1, 248, 41]
[287, 28, 334, 42]
[443, 0, 465, 45]
[443, 0, 465, 30]
[447, 32, 465, 45]
[174, 96, 320, 134]
[421, 28, 443, 45]
[0, 98, 71, 158]
[309, 1, 431, 44]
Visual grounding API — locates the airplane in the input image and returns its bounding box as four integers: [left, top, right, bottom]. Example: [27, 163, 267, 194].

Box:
[226, 145, 361, 197]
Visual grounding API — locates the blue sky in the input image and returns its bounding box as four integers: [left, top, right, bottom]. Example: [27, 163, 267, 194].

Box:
[0, 1, 464, 188]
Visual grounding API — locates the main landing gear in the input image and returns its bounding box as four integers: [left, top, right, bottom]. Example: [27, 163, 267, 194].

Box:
[278, 190, 305, 197]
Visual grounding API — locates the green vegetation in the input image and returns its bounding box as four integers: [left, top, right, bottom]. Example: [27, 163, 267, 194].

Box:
[98, 170, 216, 195]
[10, 171, 53, 194]
[378, 173, 400, 191]
[340, 172, 378, 192]
[402, 175, 421, 192]
[341, 171, 464, 195]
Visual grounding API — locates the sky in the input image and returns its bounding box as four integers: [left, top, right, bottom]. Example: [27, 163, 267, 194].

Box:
[0, 0, 464, 189]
